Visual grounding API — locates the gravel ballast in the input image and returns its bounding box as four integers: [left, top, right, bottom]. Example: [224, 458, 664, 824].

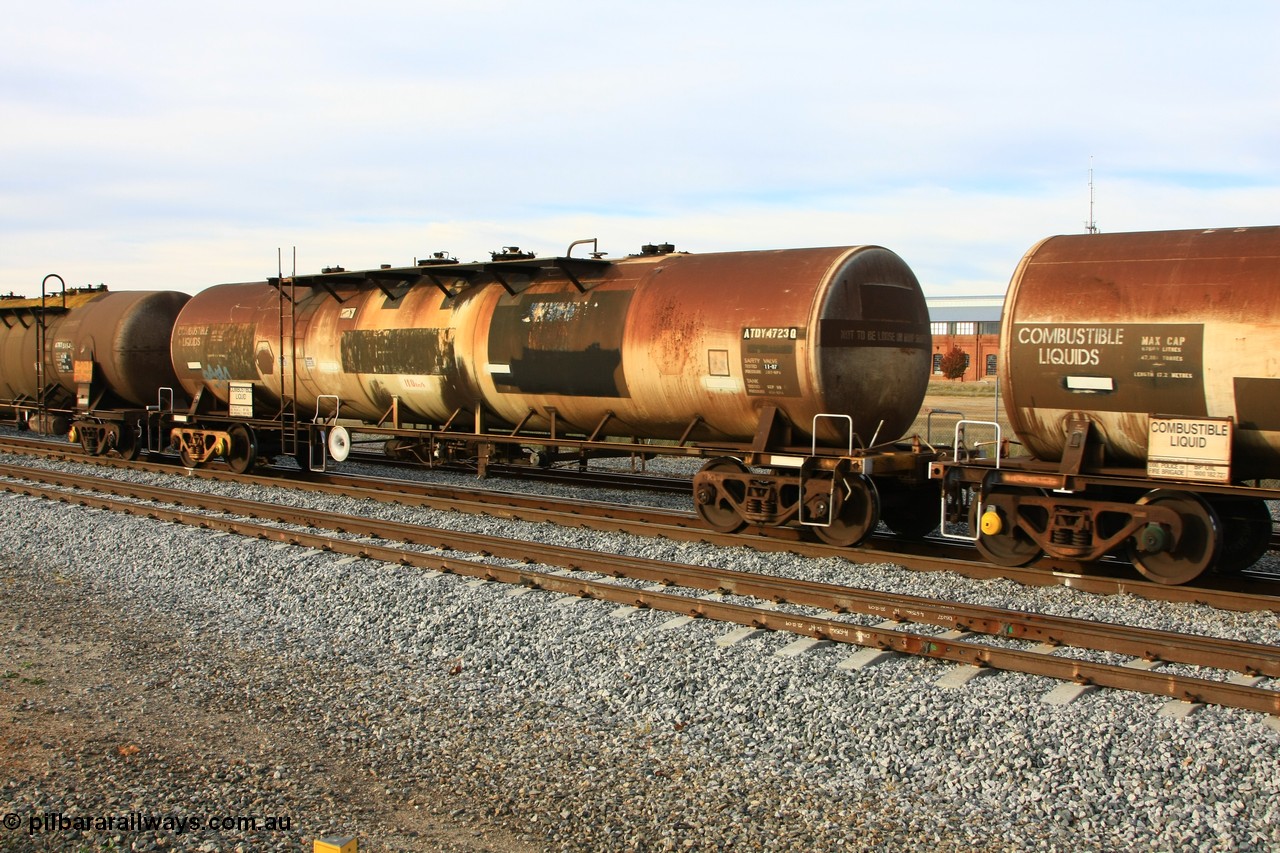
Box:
[2, 454, 1279, 852]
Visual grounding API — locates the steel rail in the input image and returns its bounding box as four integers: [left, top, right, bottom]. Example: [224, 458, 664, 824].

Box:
[1, 436, 1278, 613]
[238, 469, 1280, 612]
[4, 466, 1280, 714]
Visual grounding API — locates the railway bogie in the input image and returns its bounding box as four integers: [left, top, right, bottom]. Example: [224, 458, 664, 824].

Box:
[941, 459, 1274, 585]
[691, 430, 941, 545]
[68, 413, 145, 461]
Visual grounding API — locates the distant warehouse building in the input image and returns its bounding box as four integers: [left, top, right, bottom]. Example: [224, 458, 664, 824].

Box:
[925, 295, 1004, 383]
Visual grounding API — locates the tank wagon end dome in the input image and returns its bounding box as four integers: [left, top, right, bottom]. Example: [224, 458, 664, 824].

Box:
[810, 245, 931, 444]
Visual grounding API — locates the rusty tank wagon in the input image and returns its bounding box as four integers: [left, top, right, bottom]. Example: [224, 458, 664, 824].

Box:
[168, 244, 930, 442]
[0, 279, 189, 453]
[161, 241, 938, 544]
[934, 225, 1280, 585]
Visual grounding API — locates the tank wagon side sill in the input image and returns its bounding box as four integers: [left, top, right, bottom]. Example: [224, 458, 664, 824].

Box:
[936, 457, 1278, 501]
[85, 404, 937, 469]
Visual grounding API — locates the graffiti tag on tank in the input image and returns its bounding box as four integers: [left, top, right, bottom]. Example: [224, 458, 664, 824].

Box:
[1008, 322, 1207, 416]
[172, 323, 259, 383]
[488, 292, 632, 398]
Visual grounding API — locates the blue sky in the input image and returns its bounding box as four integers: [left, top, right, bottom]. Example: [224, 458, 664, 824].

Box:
[3, 1, 1277, 296]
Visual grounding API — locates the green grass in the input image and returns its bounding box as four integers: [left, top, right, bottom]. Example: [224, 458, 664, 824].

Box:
[925, 380, 999, 397]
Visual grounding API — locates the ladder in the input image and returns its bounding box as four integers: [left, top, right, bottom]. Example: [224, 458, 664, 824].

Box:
[277, 251, 299, 456]
[36, 275, 67, 416]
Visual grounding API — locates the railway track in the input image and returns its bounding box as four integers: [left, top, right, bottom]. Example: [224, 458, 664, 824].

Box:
[2, 432, 1277, 613]
[2, 460, 1279, 716]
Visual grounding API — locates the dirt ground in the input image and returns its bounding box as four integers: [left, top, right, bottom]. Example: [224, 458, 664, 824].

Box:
[912, 390, 1011, 445]
[0, 561, 537, 853]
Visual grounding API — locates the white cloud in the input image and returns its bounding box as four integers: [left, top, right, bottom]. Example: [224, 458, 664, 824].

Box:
[2, 1, 1277, 296]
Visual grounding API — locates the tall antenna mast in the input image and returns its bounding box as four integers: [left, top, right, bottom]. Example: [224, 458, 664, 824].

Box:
[1085, 157, 1099, 234]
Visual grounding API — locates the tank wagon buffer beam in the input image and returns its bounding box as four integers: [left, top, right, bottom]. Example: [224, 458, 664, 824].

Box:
[933, 415, 1275, 585]
[693, 410, 944, 547]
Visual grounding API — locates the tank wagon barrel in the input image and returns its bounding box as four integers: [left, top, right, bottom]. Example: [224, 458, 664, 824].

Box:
[1001, 225, 1280, 478]
[168, 243, 931, 449]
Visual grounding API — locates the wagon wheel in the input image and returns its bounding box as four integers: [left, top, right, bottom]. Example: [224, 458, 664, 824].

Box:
[225, 424, 258, 474]
[693, 457, 748, 533]
[971, 487, 1043, 567]
[1129, 490, 1221, 585]
[111, 422, 142, 461]
[814, 475, 880, 547]
[876, 480, 941, 540]
[178, 444, 200, 468]
[1207, 497, 1272, 574]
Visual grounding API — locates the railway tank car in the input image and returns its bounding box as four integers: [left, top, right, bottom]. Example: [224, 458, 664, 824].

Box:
[1002, 226, 1280, 477]
[937, 225, 1280, 585]
[159, 241, 937, 544]
[0, 285, 189, 452]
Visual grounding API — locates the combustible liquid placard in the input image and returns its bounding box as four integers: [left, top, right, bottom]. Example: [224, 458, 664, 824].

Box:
[1146, 415, 1232, 483]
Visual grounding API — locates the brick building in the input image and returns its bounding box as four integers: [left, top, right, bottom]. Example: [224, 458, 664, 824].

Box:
[925, 295, 1004, 383]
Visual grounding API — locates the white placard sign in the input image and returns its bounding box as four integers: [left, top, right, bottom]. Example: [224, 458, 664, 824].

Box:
[229, 382, 254, 419]
[1146, 416, 1232, 483]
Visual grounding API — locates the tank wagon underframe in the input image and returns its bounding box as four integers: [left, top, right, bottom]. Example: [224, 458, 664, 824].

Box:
[102, 394, 942, 548]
